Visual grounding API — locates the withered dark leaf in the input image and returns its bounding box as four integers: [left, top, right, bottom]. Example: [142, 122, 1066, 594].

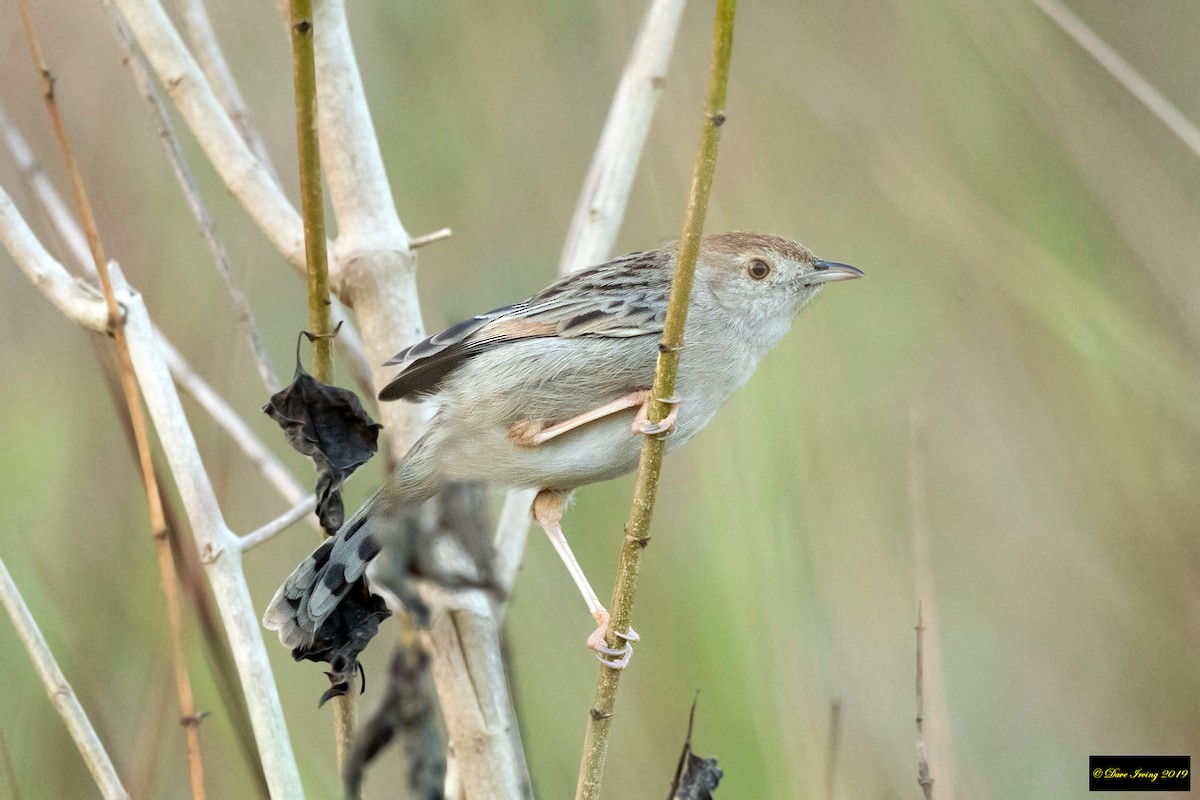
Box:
[343, 639, 445, 799]
[672, 754, 723, 800]
[290, 578, 392, 706]
[669, 696, 723, 800]
[263, 331, 382, 534]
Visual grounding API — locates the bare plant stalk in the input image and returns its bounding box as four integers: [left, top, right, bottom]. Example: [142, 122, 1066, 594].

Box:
[909, 413, 953, 799]
[916, 603, 934, 800]
[287, 0, 352, 770]
[0, 115, 309, 512]
[240, 495, 319, 551]
[16, 3, 206, 794]
[174, 0, 280, 183]
[119, 281, 305, 798]
[306, 1, 536, 793]
[575, 3, 736, 797]
[290, 0, 335, 383]
[1032, 0, 1200, 160]
[112, 0, 307, 269]
[1, 146, 303, 800]
[103, 0, 376, 399]
[558, 0, 686, 273]
[103, 0, 279, 393]
[823, 701, 842, 800]
[0, 560, 131, 800]
[494, 0, 687, 623]
[409, 227, 453, 249]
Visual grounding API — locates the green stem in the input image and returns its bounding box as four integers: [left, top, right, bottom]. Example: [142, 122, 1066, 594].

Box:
[290, 0, 354, 779]
[290, 0, 334, 385]
[574, 2, 737, 798]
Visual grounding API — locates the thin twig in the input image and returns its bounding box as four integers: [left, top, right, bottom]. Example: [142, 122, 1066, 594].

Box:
[1032, 0, 1200, 160]
[908, 412, 952, 800]
[0, 184, 108, 332]
[290, 0, 335, 385]
[916, 602, 934, 800]
[0, 100, 314, 518]
[160, 337, 315, 514]
[116, 273, 304, 798]
[16, 3, 207, 794]
[174, 0, 280, 184]
[112, 0, 306, 269]
[494, 0, 688, 621]
[104, 0, 280, 393]
[559, 0, 686, 273]
[308, 0, 535, 793]
[410, 227, 453, 249]
[0, 560, 131, 800]
[0, 129, 303, 800]
[823, 701, 842, 800]
[240, 495, 319, 551]
[575, 3, 736, 798]
[288, 0, 353, 772]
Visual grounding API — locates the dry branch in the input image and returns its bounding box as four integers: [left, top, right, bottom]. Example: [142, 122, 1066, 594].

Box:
[15, 2, 208, 790]
[1032, 0, 1200, 160]
[0, 183, 305, 796]
[558, 0, 686, 273]
[104, 0, 280, 393]
[174, 0, 280, 183]
[112, 0, 307, 270]
[493, 0, 688, 622]
[576, 2, 737, 797]
[309, 1, 532, 793]
[916, 603, 934, 800]
[0, 561, 131, 800]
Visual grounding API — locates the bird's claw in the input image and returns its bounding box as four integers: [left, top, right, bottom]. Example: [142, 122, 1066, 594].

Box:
[632, 395, 680, 438]
[587, 612, 640, 670]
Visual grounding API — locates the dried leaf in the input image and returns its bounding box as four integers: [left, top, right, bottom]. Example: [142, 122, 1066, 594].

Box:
[263, 331, 382, 534]
[672, 754, 723, 800]
[291, 579, 392, 706]
[669, 696, 723, 800]
[343, 639, 445, 799]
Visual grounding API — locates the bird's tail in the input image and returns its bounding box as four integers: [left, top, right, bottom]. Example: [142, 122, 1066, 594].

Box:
[262, 433, 443, 649]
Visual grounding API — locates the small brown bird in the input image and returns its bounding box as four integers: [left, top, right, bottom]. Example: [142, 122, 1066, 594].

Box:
[264, 232, 862, 667]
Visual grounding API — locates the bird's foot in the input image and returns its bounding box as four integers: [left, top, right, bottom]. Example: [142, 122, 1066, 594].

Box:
[587, 609, 640, 670]
[507, 419, 544, 447]
[632, 395, 680, 438]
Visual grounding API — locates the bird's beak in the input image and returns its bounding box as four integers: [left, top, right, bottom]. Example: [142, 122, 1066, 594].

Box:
[804, 260, 864, 285]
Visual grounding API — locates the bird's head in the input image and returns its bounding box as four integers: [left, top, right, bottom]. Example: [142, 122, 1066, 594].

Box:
[698, 232, 863, 324]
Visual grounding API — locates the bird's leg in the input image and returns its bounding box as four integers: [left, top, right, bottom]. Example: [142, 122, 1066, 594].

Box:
[508, 389, 681, 447]
[631, 394, 680, 437]
[508, 389, 652, 447]
[531, 489, 639, 669]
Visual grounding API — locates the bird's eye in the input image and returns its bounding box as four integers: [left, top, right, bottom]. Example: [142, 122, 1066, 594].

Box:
[747, 258, 771, 280]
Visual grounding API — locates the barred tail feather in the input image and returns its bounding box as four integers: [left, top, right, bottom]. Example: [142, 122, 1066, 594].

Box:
[262, 433, 442, 648]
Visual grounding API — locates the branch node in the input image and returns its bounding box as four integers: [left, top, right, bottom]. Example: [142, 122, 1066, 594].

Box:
[200, 543, 223, 565]
[180, 711, 210, 729]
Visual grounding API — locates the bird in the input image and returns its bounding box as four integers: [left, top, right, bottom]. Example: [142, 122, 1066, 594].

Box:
[263, 232, 862, 668]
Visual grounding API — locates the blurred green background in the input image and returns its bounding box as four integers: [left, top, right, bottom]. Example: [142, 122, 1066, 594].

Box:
[2, 1, 1198, 798]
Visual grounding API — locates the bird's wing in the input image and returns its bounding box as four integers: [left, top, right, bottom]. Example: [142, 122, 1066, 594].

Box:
[378, 251, 670, 401]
